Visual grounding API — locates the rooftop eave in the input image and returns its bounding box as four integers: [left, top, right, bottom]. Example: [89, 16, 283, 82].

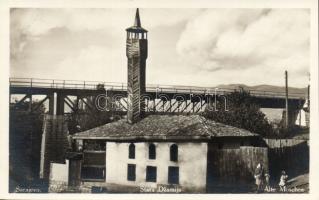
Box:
[72, 135, 210, 141]
[126, 26, 148, 33]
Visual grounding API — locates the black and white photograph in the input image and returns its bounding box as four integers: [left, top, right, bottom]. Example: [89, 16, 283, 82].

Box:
[0, 0, 318, 199]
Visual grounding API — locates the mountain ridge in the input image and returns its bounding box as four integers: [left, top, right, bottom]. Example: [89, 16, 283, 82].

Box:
[216, 84, 308, 95]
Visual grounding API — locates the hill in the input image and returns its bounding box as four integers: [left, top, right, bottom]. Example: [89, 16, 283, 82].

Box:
[216, 84, 308, 95]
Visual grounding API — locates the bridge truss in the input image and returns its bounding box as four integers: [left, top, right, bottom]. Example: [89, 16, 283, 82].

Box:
[9, 78, 307, 115]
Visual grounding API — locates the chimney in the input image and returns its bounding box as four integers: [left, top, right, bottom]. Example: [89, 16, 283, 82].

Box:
[126, 8, 148, 123]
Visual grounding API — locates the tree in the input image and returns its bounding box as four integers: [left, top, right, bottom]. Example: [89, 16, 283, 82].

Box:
[67, 96, 122, 134]
[202, 89, 274, 137]
[9, 100, 46, 191]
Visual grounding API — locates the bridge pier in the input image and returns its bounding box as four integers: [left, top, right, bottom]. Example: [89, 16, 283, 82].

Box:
[28, 94, 32, 112]
[40, 92, 69, 180]
[283, 107, 304, 128]
[290, 109, 300, 127]
[48, 93, 54, 115]
[56, 93, 65, 115]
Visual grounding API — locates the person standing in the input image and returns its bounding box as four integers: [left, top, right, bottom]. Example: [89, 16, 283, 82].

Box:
[254, 163, 264, 193]
[279, 170, 288, 192]
[264, 173, 271, 191]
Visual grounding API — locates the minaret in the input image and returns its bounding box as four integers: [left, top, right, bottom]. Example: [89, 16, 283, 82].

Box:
[126, 8, 148, 123]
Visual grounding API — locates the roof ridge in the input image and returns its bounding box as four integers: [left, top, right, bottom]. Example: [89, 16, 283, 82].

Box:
[73, 118, 125, 136]
[200, 116, 259, 136]
[211, 118, 258, 135]
[72, 114, 259, 140]
[197, 115, 215, 137]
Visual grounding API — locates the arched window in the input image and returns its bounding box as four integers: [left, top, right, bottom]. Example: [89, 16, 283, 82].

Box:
[170, 144, 178, 162]
[149, 143, 156, 160]
[129, 143, 135, 159]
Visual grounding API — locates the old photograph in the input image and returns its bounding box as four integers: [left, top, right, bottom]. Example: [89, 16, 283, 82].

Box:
[3, 2, 317, 197]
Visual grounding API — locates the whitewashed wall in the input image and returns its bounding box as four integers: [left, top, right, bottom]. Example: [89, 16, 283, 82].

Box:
[105, 142, 208, 192]
[49, 160, 69, 192]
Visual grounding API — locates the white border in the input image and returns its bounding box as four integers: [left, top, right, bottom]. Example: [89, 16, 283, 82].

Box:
[0, 0, 318, 199]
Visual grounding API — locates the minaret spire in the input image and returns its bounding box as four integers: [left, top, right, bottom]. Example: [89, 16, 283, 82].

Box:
[134, 8, 141, 27]
[126, 8, 147, 33]
[126, 8, 148, 124]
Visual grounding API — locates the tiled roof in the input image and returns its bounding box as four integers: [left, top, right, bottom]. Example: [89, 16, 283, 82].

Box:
[72, 115, 259, 140]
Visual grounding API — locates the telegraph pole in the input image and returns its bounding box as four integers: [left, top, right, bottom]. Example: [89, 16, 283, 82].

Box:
[307, 84, 310, 109]
[285, 70, 289, 129]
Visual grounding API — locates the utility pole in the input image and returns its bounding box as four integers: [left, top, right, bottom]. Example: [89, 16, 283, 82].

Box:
[307, 84, 310, 109]
[285, 70, 289, 129]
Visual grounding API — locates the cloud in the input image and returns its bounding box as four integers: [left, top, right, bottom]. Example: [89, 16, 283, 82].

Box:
[176, 9, 310, 87]
[10, 8, 198, 82]
[10, 8, 199, 37]
[10, 8, 310, 88]
[54, 45, 126, 82]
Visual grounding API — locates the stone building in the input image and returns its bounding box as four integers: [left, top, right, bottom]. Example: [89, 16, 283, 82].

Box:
[49, 9, 268, 193]
[69, 114, 264, 193]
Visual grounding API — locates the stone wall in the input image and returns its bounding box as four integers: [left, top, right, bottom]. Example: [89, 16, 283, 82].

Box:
[40, 114, 69, 179]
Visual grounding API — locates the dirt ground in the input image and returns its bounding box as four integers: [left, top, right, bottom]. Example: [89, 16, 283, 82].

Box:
[286, 173, 309, 192]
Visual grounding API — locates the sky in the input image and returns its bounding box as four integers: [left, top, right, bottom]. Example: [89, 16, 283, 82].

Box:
[10, 8, 310, 88]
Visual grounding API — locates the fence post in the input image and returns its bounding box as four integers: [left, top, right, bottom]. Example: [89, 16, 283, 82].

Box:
[84, 81, 86, 89]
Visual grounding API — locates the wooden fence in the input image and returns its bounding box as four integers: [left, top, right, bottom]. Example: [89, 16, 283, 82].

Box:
[264, 139, 309, 179]
[206, 146, 268, 192]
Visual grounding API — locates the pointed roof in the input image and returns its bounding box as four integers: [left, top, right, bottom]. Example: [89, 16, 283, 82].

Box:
[134, 8, 141, 27]
[126, 8, 148, 33]
[72, 115, 259, 140]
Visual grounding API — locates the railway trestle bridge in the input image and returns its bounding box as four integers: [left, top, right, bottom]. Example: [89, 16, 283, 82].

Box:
[10, 78, 306, 116]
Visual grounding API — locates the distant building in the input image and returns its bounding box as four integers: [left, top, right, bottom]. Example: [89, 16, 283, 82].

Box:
[295, 100, 310, 127]
[261, 101, 310, 129]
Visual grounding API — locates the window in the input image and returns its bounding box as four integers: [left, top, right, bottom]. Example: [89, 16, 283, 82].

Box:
[149, 143, 156, 159]
[170, 144, 178, 162]
[129, 143, 135, 159]
[168, 166, 179, 184]
[81, 167, 105, 181]
[127, 164, 136, 181]
[83, 151, 105, 166]
[146, 166, 157, 182]
[81, 149, 106, 181]
[83, 140, 106, 151]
